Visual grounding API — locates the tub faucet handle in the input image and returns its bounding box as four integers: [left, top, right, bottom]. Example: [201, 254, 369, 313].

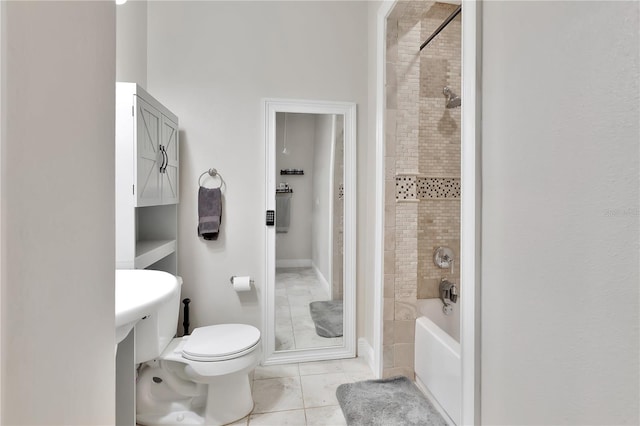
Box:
[450, 284, 458, 303]
[439, 278, 458, 305]
[439, 278, 452, 306]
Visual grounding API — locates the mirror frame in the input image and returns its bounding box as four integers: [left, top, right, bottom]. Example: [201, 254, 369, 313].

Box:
[263, 98, 357, 364]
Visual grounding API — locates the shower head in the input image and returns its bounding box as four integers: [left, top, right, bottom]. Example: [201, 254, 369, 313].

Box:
[443, 86, 461, 109]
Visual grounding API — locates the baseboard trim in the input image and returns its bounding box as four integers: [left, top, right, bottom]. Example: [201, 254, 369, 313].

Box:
[358, 338, 376, 376]
[275, 259, 312, 268]
[312, 263, 331, 297]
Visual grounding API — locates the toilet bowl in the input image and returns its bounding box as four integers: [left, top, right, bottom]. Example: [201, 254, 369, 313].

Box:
[134, 274, 261, 426]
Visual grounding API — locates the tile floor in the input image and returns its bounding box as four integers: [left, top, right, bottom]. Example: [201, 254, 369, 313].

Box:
[275, 267, 343, 350]
[229, 357, 375, 425]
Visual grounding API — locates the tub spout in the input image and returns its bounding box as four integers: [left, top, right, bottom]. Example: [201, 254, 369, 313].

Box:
[440, 291, 450, 307]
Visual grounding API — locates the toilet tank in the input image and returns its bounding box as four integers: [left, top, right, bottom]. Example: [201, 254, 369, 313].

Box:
[135, 275, 183, 364]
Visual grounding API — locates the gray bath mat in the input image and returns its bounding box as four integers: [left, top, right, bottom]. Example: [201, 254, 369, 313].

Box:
[309, 300, 343, 337]
[336, 376, 448, 426]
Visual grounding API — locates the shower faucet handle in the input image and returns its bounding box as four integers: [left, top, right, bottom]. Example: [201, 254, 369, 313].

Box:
[434, 247, 455, 270]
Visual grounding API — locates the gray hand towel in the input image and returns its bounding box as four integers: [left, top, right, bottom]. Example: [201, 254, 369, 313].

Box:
[276, 193, 291, 233]
[197, 187, 222, 240]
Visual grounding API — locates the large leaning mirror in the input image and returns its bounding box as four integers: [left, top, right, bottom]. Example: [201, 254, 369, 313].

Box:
[263, 99, 356, 364]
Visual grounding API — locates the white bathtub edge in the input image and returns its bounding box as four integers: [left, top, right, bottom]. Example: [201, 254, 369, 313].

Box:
[415, 315, 462, 425]
[416, 316, 461, 355]
[415, 376, 457, 426]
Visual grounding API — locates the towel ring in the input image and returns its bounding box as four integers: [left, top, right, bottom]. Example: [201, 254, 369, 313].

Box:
[199, 168, 225, 189]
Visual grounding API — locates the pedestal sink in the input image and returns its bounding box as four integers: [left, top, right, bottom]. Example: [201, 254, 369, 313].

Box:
[115, 269, 179, 344]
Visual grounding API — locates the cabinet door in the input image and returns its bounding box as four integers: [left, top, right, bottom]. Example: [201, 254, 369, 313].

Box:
[136, 98, 162, 206]
[160, 115, 179, 204]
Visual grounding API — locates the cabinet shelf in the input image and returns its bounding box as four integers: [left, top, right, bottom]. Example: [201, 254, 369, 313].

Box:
[280, 169, 304, 175]
[134, 239, 176, 269]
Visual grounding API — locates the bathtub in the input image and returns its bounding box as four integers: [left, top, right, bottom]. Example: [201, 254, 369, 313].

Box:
[415, 299, 461, 425]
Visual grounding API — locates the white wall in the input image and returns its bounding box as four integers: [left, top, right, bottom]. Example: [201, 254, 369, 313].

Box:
[1, 2, 115, 424]
[275, 113, 315, 263]
[0, 2, 4, 415]
[366, 0, 384, 366]
[147, 1, 369, 333]
[116, 0, 147, 88]
[311, 114, 334, 283]
[481, 2, 639, 424]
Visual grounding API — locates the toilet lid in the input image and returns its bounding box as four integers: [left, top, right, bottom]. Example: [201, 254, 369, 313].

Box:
[182, 324, 261, 362]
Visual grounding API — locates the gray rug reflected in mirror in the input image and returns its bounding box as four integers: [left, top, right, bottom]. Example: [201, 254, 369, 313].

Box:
[309, 300, 343, 337]
[336, 376, 448, 426]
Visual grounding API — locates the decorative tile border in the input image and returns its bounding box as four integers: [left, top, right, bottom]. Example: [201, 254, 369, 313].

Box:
[396, 176, 460, 200]
[395, 175, 417, 200]
[418, 177, 460, 199]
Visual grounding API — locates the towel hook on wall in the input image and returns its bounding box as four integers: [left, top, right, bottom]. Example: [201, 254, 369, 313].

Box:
[198, 168, 225, 189]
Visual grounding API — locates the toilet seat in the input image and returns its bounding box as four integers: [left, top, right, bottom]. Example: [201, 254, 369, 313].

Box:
[182, 324, 261, 362]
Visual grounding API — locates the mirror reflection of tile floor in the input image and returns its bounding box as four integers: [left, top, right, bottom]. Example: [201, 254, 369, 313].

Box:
[275, 267, 343, 351]
[229, 358, 374, 426]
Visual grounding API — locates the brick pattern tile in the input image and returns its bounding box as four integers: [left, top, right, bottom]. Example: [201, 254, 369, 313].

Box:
[382, 2, 461, 378]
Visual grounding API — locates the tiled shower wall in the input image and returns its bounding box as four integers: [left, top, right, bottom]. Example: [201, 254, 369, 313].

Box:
[383, 1, 461, 379]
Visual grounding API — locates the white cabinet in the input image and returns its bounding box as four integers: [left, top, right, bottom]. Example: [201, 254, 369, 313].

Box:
[116, 83, 179, 272]
[129, 87, 179, 207]
[160, 113, 179, 204]
[135, 97, 162, 205]
[116, 85, 180, 426]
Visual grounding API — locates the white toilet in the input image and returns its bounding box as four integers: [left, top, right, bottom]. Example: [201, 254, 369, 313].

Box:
[135, 275, 261, 425]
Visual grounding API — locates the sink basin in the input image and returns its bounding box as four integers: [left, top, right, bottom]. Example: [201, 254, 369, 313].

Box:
[115, 269, 179, 344]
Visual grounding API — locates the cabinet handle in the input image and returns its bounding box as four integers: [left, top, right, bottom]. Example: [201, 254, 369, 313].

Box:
[162, 146, 169, 173]
[159, 145, 167, 173]
[158, 145, 164, 173]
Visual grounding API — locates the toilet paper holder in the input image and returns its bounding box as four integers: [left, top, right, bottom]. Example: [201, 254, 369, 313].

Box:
[229, 276, 255, 285]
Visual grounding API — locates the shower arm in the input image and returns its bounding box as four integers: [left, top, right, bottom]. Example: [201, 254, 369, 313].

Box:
[419, 5, 462, 51]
